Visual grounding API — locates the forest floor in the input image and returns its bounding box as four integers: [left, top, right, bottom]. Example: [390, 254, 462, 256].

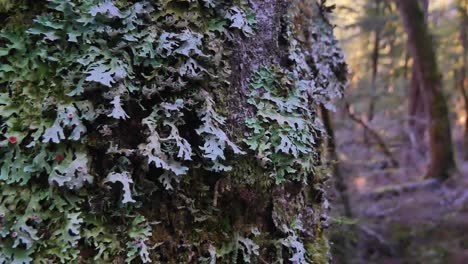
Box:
[330, 112, 468, 264]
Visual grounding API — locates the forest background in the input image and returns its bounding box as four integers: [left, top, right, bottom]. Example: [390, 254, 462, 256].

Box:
[328, 0, 468, 263]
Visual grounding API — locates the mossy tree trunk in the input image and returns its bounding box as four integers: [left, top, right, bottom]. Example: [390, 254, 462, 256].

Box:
[396, 0, 456, 180]
[0, 0, 346, 263]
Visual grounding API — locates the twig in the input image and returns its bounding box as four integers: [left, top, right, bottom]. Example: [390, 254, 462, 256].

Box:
[345, 103, 399, 168]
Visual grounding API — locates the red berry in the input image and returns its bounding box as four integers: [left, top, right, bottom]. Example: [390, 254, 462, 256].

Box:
[8, 136, 17, 144]
[55, 154, 64, 162]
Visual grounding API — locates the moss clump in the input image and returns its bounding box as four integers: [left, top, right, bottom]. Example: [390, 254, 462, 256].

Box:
[306, 231, 331, 264]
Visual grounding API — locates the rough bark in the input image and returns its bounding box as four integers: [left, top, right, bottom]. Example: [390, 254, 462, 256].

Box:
[0, 0, 346, 263]
[216, 1, 346, 262]
[396, 0, 456, 180]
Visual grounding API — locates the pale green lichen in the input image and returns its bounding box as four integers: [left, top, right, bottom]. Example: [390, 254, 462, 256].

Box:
[245, 66, 319, 184]
[0, 0, 249, 262]
[0, 0, 345, 262]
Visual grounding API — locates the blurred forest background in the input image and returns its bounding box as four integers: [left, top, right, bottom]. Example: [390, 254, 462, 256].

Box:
[326, 0, 468, 263]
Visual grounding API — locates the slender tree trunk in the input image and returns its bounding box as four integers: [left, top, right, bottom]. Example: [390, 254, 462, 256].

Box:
[365, 0, 382, 146]
[408, 67, 428, 144]
[458, 0, 468, 159]
[403, 52, 410, 80]
[321, 105, 356, 264]
[320, 106, 353, 218]
[408, 0, 429, 144]
[368, 1, 381, 123]
[397, 0, 456, 180]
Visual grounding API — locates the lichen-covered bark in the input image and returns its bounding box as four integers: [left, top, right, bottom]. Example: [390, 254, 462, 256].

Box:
[215, 1, 340, 262]
[223, 0, 288, 138]
[0, 0, 345, 263]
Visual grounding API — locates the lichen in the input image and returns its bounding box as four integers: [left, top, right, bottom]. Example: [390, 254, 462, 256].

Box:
[0, 0, 346, 262]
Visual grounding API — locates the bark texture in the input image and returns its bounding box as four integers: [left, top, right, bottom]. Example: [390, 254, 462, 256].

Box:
[0, 0, 346, 263]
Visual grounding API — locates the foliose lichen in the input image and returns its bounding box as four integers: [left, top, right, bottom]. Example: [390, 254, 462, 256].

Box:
[0, 0, 346, 262]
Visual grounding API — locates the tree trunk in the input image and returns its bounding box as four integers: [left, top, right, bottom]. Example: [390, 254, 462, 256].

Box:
[367, 0, 382, 123]
[0, 0, 347, 263]
[320, 106, 353, 218]
[408, 0, 429, 145]
[365, 0, 382, 145]
[408, 66, 428, 145]
[321, 105, 356, 264]
[458, 0, 468, 159]
[396, 0, 456, 180]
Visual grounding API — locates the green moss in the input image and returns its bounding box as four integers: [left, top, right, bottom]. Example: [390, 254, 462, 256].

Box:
[229, 156, 272, 188]
[306, 231, 331, 264]
[0, 0, 15, 12]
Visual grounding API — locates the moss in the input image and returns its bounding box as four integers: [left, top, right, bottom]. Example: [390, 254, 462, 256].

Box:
[306, 231, 331, 264]
[229, 156, 272, 189]
[0, 0, 15, 13]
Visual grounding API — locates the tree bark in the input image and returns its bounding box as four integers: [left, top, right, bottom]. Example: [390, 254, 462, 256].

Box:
[365, 0, 383, 146]
[0, 0, 347, 262]
[408, 0, 429, 144]
[367, 0, 382, 124]
[396, 0, 456, 180]
[408, 66, 428, 144]
[320, 106, 353, 218]
[458, 0, 468, 159]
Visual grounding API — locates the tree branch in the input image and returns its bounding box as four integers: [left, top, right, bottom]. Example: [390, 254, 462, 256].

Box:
[345, 103, 399, 168]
